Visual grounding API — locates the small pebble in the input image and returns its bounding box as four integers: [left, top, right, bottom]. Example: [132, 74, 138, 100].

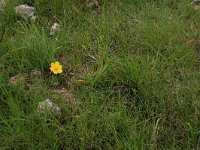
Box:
[37, 99, 61, 115]
[50, 23, 60, 35]
[193, 0, 200, 4]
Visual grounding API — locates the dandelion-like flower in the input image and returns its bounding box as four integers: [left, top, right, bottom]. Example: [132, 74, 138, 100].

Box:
[50, 61, 63, 74]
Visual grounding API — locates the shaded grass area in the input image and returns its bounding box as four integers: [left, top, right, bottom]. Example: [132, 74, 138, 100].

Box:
[0, 0, 200, 149]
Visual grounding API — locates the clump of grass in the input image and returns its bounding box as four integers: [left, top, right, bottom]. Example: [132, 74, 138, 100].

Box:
[0, 0, 199, 149]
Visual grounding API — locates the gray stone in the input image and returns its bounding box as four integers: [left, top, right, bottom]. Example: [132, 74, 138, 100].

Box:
[15, 4, 37, 21]
[37, 99, 61, 115]
[193, 0, 200, 4]
[50, 23, 60, 35]
[0, 0, 5, 9]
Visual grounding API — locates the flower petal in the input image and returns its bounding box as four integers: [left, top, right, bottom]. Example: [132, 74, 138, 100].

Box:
[51, 63, 55, 67]
[55, 61, 60, 65]
[50, 67, 54, 72]
[53, 70, 58, 74]
[58, 69, 63, 73]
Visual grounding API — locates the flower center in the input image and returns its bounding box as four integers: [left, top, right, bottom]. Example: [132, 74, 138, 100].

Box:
[54, 67, 59, 71]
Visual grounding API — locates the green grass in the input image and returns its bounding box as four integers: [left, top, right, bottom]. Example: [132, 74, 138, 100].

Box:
[0, 0, 200, 149]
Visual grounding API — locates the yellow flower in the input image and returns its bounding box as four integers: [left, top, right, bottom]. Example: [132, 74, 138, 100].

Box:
[50, 61, 63, 74]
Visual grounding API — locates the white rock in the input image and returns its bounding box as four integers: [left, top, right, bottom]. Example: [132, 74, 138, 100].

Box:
[15, 4, 37, 21]
[50, 23, 60, 35]
[37, 99, 61, 115]
[193, 0, 200, 4]
[0, 0, 5, 9]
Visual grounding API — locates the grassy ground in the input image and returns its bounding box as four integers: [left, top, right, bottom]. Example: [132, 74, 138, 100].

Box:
[0, 0, 200, 149]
